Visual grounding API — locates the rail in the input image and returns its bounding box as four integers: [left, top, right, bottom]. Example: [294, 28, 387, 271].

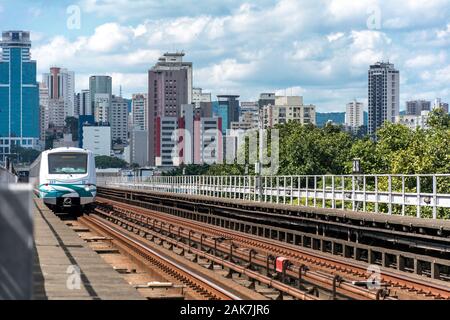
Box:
[98, 174, 450, 220]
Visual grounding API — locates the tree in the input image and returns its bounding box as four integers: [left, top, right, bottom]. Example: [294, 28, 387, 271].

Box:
[427, 107, 450, 129]
[163, 163, 211, 176]
[65, 116, 79, 141]
[130, 163, 140, 169]
[277, 122, 353, 175]
[10, 145, 41, 164]
[95, 155, 128, 169]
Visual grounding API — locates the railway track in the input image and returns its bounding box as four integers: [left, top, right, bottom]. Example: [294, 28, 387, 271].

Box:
[79, 214, 244, 300]
[80, 210, 322, 300]
[92, 198, 381, 299]
[93, 196, 450, 300]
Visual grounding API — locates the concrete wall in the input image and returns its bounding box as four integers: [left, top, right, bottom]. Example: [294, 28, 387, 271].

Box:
[0, 167, 18, 184]
[0, 184, 33, 299]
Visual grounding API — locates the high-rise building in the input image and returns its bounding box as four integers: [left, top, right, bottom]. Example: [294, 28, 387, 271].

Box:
[89, 75, 112, 118]
[82, 125, 111, 156]
[39, 82, 49, 142]
[111, 95, 128, 144]
[0, 31, 40, 160]
[214, 95, 240, 134]
[433, 98, 449, 113]
[94, 93, 110, 124]
[345, 100, 364, 132]
[48, 99, 66, 128]
[180, 104, 194, 165]
[258, 93, 276, 108]
[78, 115, 95, 148]
[192, 87, 211, 108]
[42, 67, 75, 117]
[155, 116, 178, 167]
[74, 93, 80, 117]
[148, 52, 192, 166]
[194, 117, 222, 165]
[78, 90, 91, 116]
[368, 62, 400, 135]
[130, 130, 149, 166]
[239, 101, 260, 128]
[262, 96, 316, 128]
[132, 93, 148, 131]
[406, 100, 431, 116]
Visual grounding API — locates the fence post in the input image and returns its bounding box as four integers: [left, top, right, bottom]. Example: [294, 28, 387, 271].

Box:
[331, 176, 335, 209]
[322, 175, 326, 208]
[388, 175, 392, 215]
[416, 176, 421, 218]
[433, 175, 437, 219]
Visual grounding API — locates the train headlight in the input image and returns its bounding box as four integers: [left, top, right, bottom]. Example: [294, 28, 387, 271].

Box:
[85, 185, 96, 192]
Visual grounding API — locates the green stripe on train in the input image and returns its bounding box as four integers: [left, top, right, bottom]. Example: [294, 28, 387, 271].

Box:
[38, 184, 96, 198]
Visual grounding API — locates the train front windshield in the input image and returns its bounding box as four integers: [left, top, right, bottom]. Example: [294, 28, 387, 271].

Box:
[48, 153, 88, 174]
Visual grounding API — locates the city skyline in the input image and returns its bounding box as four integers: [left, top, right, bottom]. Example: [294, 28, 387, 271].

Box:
[0, 0, 449, 111]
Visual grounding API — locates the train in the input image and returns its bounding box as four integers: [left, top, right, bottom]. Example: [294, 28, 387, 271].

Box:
[30, 147, 96, 212]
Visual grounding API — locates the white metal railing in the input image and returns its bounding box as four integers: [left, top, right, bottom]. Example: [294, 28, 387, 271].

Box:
[98, 174, 450, 220]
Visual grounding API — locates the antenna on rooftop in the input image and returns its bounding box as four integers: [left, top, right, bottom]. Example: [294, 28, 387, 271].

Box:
[119, 85, 122, 97]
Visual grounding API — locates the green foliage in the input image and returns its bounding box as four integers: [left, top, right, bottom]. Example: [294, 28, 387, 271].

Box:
[277, 122, 353, 175]
[163, 163, 211, 176]
[10, 145, 41, 164]
[206, 162, 244, 176]
[95, 155, 128, 169]
[427, 107, 450, 129]
[206, 113, 450, 179]
[350, 121, 450, 175]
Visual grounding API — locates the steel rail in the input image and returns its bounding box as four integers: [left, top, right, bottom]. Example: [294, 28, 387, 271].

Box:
[80, 215, 243, 300]
[95, 196, 450, 299]
[89, 208, 321, 300]
[93, 202, 383, 300]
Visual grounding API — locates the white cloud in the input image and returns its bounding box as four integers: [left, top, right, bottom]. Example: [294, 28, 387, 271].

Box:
[28, 7, 42, 18]
[436, 23, 450, 39]
[195, 59, 257, 89]
[87, 23, 134, 52]
[275, 86, 306, 97]
[405, 52, 446, 68]
[327, 32, 345, 42]
[29, 0, 450, 110]
[432, 65, 450, 82]
[327, 0, 378, 21]
[383, 18, 410, 29]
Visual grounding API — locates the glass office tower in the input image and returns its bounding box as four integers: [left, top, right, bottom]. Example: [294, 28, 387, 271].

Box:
[0, 31, 39, 161]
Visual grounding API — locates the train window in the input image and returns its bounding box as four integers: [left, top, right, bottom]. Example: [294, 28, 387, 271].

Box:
[48, 153, 88, 174]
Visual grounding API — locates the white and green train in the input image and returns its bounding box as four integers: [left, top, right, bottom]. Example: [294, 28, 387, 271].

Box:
[30, 147, 96, 212]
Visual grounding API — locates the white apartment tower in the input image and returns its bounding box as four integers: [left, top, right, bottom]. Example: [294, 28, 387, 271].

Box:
[94, 93, 110, 124]
[132, 93, 148, 131]
[39, 82, 49, 142]
[345, 100, 364, 132]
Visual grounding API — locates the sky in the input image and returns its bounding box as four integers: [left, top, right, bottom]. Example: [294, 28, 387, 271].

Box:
[0, 0, 449, 112]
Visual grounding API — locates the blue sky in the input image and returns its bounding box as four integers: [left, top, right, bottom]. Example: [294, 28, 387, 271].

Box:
[0, 0, 449, 111]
